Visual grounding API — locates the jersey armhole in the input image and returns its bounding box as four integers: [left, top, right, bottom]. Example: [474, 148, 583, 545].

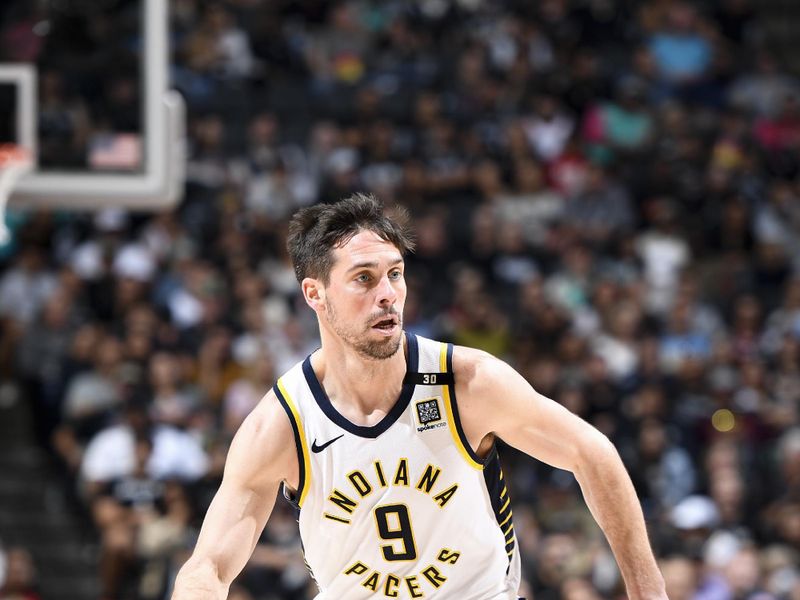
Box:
[274, 378, 312, 508]
[439, 342, 489, 470]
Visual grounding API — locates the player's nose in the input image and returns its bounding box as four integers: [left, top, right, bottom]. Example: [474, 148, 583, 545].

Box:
[375, 275, 397, 306]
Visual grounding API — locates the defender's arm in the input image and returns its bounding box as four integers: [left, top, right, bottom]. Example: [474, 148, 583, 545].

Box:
[453, 347, 666, 600]
[171, 390, 298, 599]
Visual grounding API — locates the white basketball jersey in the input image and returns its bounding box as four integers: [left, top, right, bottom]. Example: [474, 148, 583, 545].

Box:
[273, 333, 522, 599]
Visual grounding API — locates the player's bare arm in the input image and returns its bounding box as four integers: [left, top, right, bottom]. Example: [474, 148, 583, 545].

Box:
[171, 390, 299, 599]
[453, 346, 667, 600]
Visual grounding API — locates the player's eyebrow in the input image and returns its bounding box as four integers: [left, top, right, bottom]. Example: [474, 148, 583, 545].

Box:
[346, 257, 403, 273]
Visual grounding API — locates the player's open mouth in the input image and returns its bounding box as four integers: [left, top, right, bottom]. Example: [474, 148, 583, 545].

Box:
[371, 318, 398, 333]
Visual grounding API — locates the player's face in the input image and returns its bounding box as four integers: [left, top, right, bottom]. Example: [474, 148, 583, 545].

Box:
[322, 230, 406, 360]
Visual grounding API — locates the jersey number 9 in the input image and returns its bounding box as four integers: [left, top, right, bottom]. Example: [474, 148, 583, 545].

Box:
[374, 504, 417, 561]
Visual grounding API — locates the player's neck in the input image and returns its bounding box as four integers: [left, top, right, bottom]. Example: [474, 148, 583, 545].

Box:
[314, 332, 407, 414]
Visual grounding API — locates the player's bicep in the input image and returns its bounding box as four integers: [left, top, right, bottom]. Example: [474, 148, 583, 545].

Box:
[187, 393, 295, 583]
[192, 474, 281, 584]
[459, 350, 605, 473]
[494, 379, 600, 472]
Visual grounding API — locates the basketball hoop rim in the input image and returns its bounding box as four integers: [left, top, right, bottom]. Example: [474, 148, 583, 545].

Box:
[0, 144, 33, 165]
[0, 144, 35, 246]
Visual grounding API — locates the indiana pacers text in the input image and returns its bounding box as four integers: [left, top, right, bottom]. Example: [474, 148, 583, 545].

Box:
[323, 457, 459, 524]
[343, 548, 462, 598]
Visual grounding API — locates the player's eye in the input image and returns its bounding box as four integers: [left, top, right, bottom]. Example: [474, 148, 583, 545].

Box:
[356, 273, 371, 283]
[389, 270, 403, 280]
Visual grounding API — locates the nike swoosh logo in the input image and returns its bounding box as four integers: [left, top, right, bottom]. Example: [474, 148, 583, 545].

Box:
[311, 434, 344, 453]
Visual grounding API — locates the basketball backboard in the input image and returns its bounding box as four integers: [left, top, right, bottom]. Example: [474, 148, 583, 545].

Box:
[0, 0, 185, 210]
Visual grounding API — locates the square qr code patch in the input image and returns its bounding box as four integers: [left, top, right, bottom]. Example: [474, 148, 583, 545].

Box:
[416, 398, 442, 425]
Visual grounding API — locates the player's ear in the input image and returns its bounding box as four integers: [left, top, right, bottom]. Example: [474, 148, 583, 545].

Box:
[302, 277, 326, 313]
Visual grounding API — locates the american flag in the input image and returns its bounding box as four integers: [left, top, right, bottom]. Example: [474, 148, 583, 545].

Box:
[88, 133, 142, 170]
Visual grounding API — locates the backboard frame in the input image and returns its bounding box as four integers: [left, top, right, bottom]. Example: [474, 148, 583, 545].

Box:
[0, 64, 37, 161]
[7, 0, 185, 211]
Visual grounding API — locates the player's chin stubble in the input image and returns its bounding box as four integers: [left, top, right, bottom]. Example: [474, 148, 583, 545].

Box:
[326, 301, 403, 360]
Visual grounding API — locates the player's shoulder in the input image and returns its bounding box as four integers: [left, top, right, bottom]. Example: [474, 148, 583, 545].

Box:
[227, 386, 298, 484]
[451, 344, 513, 390]
[236, 387, 295, 452]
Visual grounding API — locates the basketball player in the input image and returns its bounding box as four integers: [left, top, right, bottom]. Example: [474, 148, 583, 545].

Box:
[172, 194, 666, 599]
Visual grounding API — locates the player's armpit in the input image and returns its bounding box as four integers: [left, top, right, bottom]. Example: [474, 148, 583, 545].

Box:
[171, 390, 298, 600]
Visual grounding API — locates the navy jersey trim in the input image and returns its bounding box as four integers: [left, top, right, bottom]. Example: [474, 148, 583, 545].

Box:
[274, 383, 306, 509]
[302, 332, 419, 439]
[483, 446, 516, 565]
[446, 343, 490, 467]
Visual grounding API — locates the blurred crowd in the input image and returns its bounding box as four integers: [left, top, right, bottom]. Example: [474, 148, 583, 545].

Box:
[2, 0, 800, 599]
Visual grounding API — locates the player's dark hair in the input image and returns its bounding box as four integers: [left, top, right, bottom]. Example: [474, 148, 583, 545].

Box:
[287, 193, 415, 284]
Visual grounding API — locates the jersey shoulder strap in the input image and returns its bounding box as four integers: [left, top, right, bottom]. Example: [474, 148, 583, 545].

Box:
[403, 334, 454, 385]
[273, 360, 313, 509]
[408, 336, 488, 471]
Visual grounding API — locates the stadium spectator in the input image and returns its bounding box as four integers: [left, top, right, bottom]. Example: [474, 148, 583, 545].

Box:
[0, 546, 40, 600]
